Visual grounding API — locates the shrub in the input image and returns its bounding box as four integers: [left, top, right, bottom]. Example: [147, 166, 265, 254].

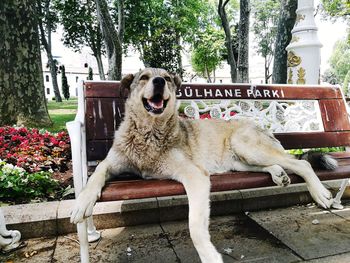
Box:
[0, 160, 61, 202]
[0, 126, 71, 173]
[61, 65, 70, 100]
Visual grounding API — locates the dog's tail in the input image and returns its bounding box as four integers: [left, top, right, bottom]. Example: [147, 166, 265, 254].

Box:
[300, 152, 338, 170]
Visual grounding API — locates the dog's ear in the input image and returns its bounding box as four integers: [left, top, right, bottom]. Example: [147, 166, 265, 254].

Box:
[172, 74, 182, 89]
[120, 73, 134, 98]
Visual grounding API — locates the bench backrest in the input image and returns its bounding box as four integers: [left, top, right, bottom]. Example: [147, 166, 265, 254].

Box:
[82, 81, 350, 162]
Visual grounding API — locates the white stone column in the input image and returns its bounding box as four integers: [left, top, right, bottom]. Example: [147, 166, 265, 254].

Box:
[286, 0, 322, 85]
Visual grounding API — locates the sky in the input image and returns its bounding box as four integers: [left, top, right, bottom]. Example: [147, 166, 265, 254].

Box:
[47, 1, 348, 81]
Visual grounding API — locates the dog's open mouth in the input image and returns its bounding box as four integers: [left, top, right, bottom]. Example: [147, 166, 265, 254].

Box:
[142, 94, 169, 114]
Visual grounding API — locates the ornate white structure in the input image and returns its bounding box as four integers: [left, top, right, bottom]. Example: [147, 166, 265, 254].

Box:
[286, 0, 322, 85]
[182, 99, 323, 133]
[0, 208, 22, 253]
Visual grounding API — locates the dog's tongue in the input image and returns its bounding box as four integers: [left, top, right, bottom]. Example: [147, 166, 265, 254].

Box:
[148, 99, 163, 109]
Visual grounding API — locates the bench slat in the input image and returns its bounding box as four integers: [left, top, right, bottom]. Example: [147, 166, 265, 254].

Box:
[85, 98, 125, 141]
[99, 154, 350, 201]
[86, 132, 350, 161]
[84, 81, 342, 100]
[319, 99, 350, 131]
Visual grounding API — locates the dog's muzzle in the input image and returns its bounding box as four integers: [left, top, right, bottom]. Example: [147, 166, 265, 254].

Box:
[142, 77, 169, 114]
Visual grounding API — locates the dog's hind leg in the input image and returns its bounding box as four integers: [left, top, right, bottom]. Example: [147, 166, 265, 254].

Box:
[278, 158, 333, 209]
[233, 162, 291, 187]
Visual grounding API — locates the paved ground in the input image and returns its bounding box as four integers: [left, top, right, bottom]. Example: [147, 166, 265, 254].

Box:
[2, 201, 350, 263]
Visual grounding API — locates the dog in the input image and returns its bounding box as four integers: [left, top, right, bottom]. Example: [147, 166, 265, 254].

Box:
[71, 68, 336, 263]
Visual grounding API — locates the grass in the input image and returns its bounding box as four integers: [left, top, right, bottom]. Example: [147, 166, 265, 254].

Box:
[46, 98, 78, 133]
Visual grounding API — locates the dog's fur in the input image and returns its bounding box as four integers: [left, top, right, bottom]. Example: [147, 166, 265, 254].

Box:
[71, 68, 334, 263]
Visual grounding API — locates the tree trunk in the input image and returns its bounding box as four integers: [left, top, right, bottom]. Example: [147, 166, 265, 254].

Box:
[47, 51, 62, 102]
[218, 0, 237, 83]
[237, 0, 250, 83]
[37, 0, 62, 102]
[0, 0, 52, 126]
[95, 51, 105, 80]
[272, 0, 297, 84]
[95, 0, 123, 80]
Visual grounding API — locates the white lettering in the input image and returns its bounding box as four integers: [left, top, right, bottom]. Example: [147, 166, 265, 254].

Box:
[204, 89, 213, 97]
[272, 90, 279, 98]
[215, 89, 223, 97]
[184, 87, 193, 97]
[176, 89, 182, 97]
[195, 89, 203, 97]
[235, 89, 242, 97]
[255, 90, 262, 97]
[263, 89, 271, 97]
[281, 90, 285, 98]
[224, 89, 233, 97]
[247, 89, 254, 97]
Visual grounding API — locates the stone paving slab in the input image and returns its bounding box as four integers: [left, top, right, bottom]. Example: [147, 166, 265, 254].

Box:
[53, 223, 177, 263]
[248, 204, 350, 260]
[0, 237, 56, 263]
[161, 215, 301, 263]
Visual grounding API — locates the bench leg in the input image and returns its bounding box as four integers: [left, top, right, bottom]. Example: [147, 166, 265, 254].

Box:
[0, 209, 22, 253]
[332, 179, 349, 210]
[87, 216, 100, 243]
[77, 220, 89, 263]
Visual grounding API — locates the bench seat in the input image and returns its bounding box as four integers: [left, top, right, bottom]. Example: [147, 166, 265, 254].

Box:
[100, 152, 350, 201]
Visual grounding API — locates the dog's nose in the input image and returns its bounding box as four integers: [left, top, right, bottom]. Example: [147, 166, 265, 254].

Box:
[152, 77, 165, 95]
[153, 77, 165, 88]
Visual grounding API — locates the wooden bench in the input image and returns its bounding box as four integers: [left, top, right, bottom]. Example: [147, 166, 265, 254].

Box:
[67, 81, 350, 262]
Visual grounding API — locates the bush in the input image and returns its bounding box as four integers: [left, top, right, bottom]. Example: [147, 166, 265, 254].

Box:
[0, 160, 61, 202]
[0, 126, 71, 173]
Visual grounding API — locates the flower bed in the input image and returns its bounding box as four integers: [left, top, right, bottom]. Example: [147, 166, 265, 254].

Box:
[0, 126, 70, 173]
[0, 160, 61, 202]
[0, 126, 71, 203]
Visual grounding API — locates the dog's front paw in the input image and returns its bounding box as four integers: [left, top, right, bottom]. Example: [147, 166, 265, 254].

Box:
[70, 189, 100, 224]
[308, 183, 333, 209]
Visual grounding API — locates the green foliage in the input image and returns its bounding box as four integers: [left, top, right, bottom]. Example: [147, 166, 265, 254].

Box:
[0, 161, 61, 202]
[118, 0, 210, 73]
[329, 39, 350, 84]
[289, 147, 345, 155]
[321, 0, 350, 18]
[54, 0, 104, 55]
[87, 67, 93, 80]
[191, 26, 225, 82]
[343, 70, 350, 96]
[252, 0, 280, 83]
[61, 65, 70, 100]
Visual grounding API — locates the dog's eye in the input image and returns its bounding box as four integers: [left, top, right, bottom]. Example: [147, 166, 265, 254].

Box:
[164, 76, 171, 82]
[140, 75, 149, 81]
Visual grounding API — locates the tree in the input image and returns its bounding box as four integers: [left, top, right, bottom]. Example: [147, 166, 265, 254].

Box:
[87, 67, 94, 80]
[237, 0, 250, 83]
[321, 0, 350, 43]
[61, 65, 70, 100]
[252, 0, 280, 83]
[95, 0, 124, 80]
[191, 27, 226, 82]
[55, 0, 106, 80]
[121, 0, 208, 74]
[321, 0, 350, 18]
[272, 0, 297, 84]
[218, 0, 238, 82]
[0, 0, 52, 126]
[329, 39, 350, 84]
[37, 0, 62, 102]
